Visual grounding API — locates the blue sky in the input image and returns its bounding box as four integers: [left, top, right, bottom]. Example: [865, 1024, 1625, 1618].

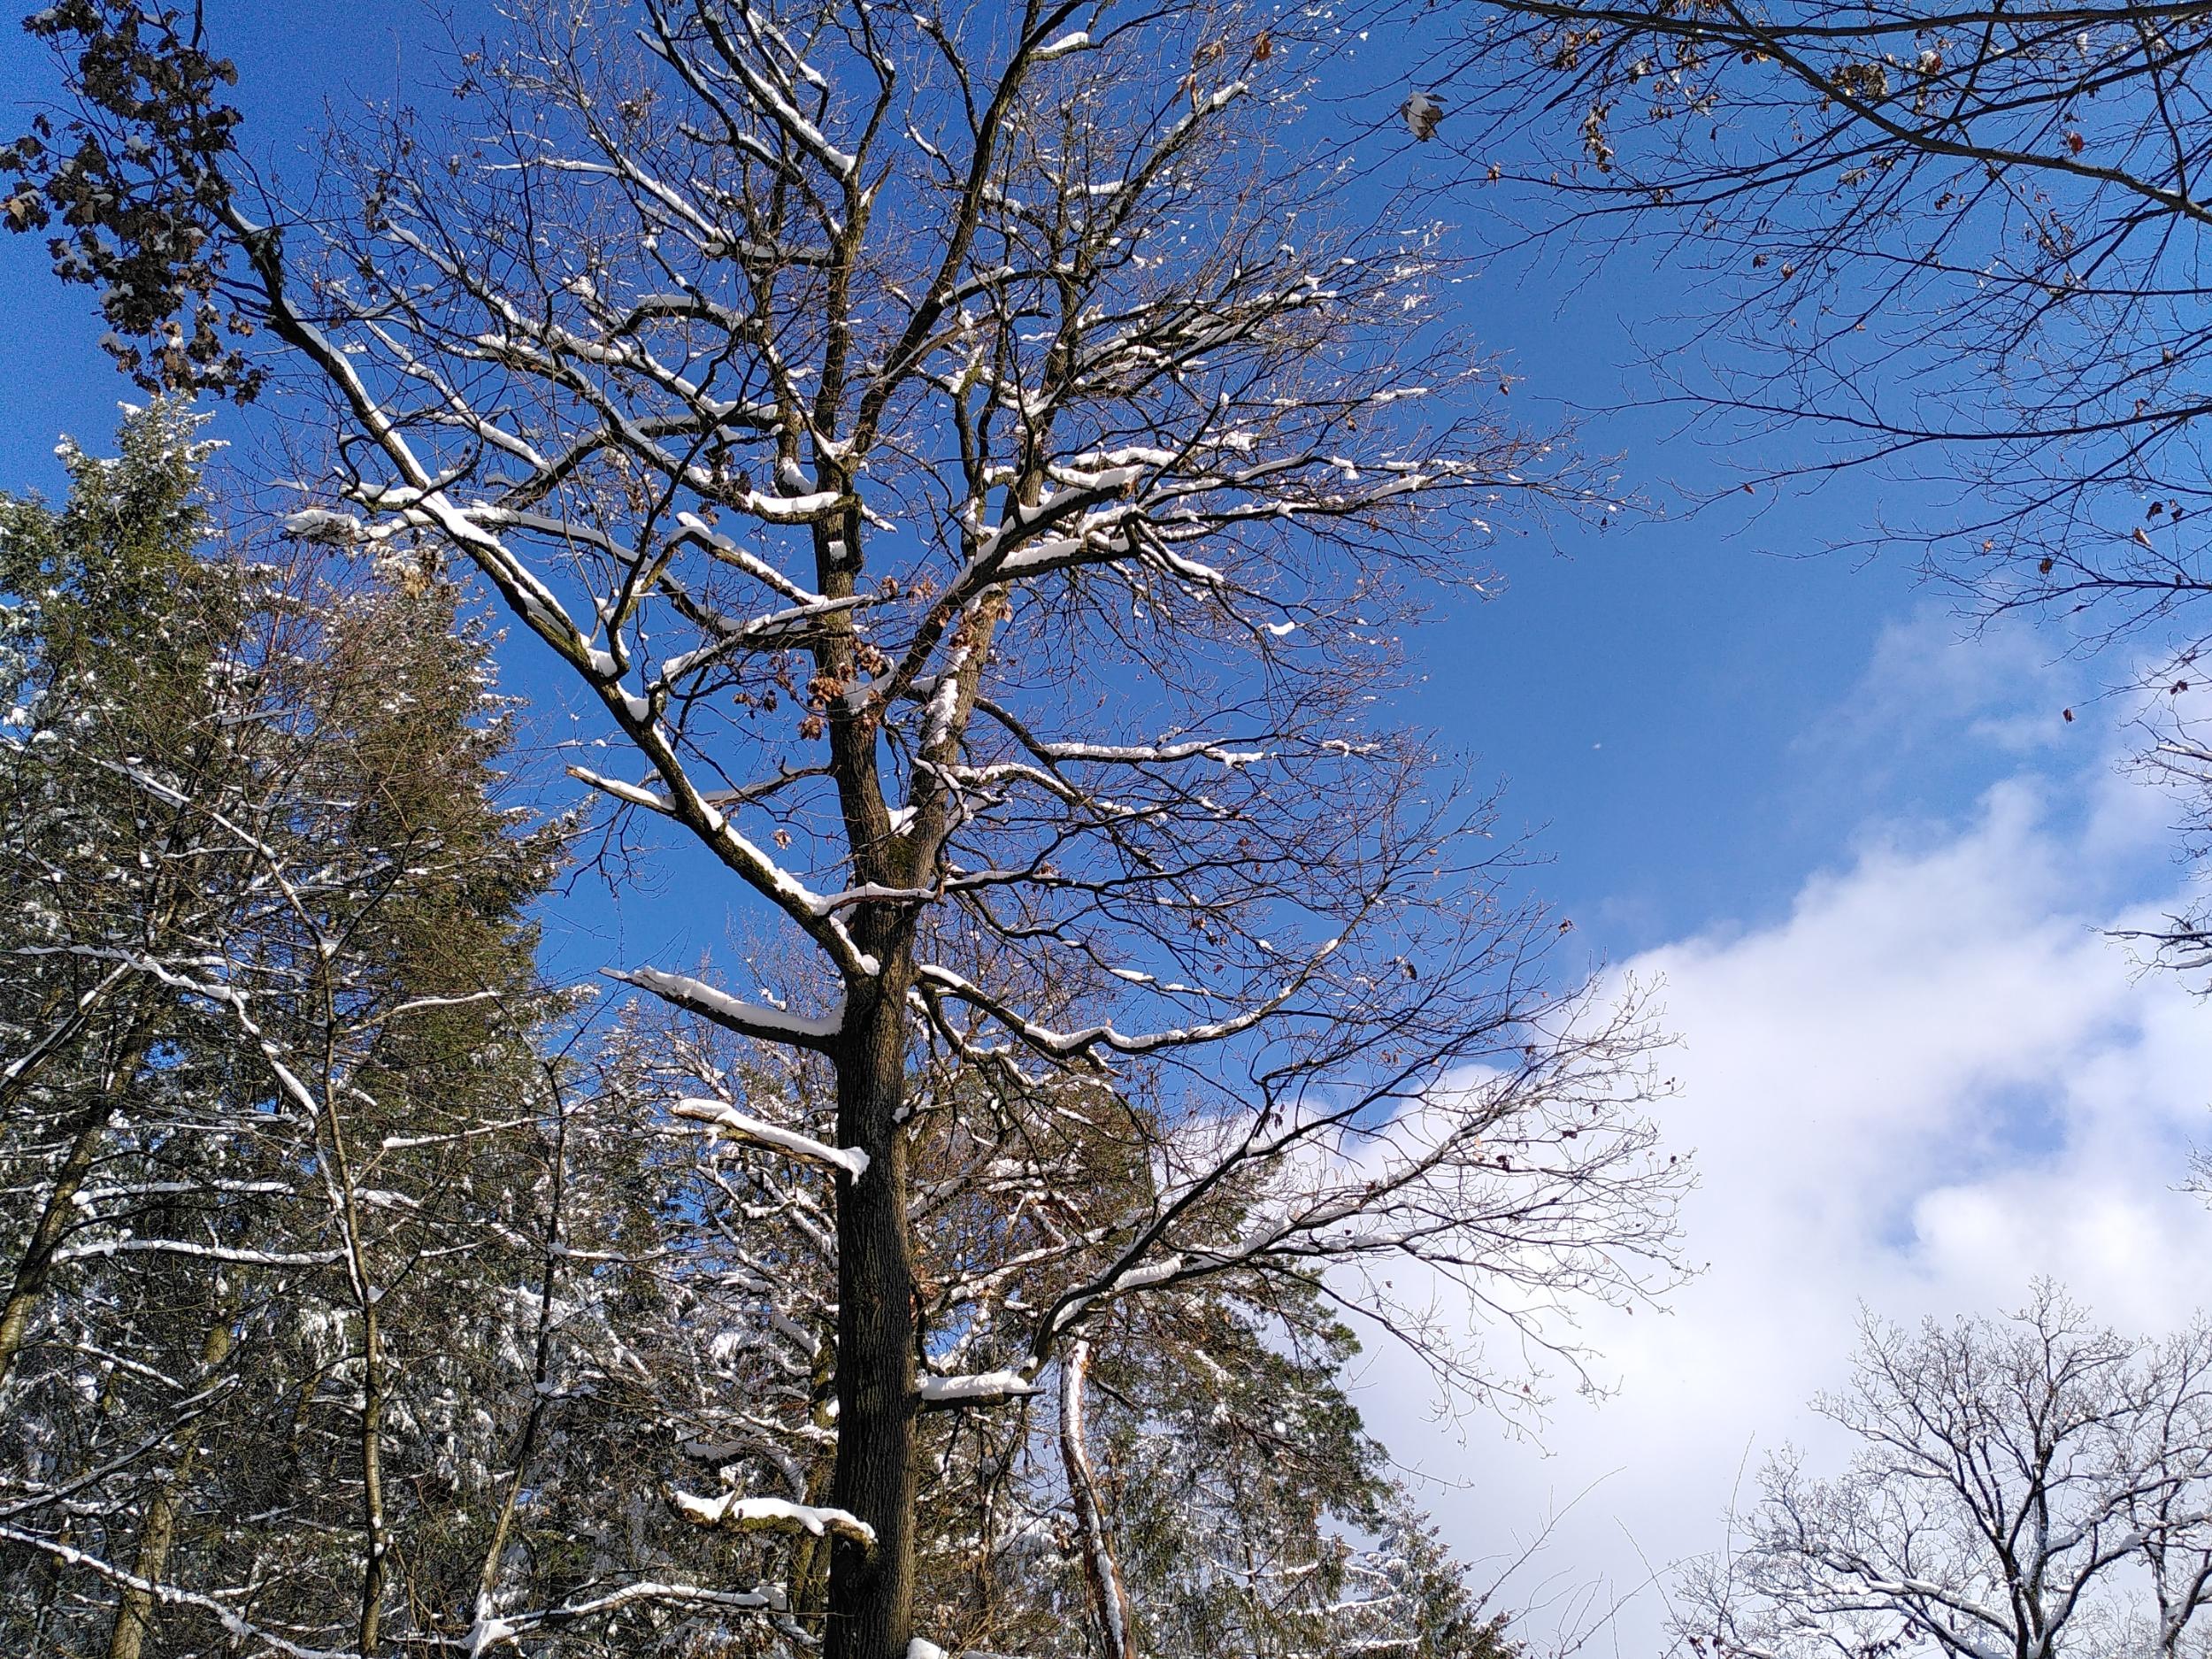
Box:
[0, 0, 2024, 964]
[5, 6, 2206, 1648]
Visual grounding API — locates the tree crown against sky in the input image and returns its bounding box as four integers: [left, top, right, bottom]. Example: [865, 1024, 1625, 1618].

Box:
[1421, 2, 2212, 581]
[1377, 0, 2212, 973]
[0, 4, 1693, 1655]
[30, 3, 2212, 1659]
[1685, 1288, 2212, 1659]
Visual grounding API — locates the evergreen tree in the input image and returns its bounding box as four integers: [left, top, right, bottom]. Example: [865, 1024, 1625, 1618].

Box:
[0, 408, 1532, 1657]
[0, 403, 565, 1657]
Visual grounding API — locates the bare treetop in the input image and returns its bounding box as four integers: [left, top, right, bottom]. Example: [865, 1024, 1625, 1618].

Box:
[1684, 1288, 2212, 1659]
[266, 2, 1578, 1061]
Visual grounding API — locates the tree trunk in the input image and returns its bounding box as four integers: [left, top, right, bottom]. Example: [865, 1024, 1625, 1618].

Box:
[105, 1308, 233, 1659]
[789, 1334, 840, 1621]
[312, 1010, 389, 1656]
[826, 975, 918, 1659]
[356, 1292, 389, 1656]
[1060, 1339, 1138, 1659]
[0, 1018, 155, 1392]
[0, 1095, 113, 1393]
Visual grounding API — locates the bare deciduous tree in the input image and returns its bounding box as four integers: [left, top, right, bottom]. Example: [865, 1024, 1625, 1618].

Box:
[1681, 1288, 2212, 1659]
[9, 4, 1690, 1652]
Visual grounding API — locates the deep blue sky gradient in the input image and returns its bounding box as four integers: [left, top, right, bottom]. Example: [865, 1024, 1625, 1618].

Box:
[0, 3, 2109, 983]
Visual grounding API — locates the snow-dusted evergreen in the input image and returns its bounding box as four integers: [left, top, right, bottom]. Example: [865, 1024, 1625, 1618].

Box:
[0, 405, 571, 1655]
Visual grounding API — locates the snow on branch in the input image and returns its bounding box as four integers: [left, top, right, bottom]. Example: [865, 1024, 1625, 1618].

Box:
[0, 1525, 356, 1659]
[669, 1489, 875, 1545]
[667, 512, 819, 604]
[672, 1097, 868, 1179]
[465, 1580, 779, 1655]
[916, 1367, 1040, 1409]
[280, 507, 367, 545]
[610, 967, 847, 1050]
[565, 764, 675, 817]
[915, 956, 1321, 1060]
[51, 1239, 347, 1269]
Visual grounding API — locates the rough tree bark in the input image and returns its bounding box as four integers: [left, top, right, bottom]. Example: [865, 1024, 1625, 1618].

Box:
[828, 972, 922, 1659]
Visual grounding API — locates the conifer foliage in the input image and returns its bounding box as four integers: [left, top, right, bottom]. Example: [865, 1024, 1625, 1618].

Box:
[0, 403, 1530, 1659]
[0, 403, 567, 1655]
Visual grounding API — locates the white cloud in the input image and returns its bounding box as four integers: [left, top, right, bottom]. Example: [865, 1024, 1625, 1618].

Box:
[1369, 618, 2212, 1655]
[1822, 603, 2085, 763]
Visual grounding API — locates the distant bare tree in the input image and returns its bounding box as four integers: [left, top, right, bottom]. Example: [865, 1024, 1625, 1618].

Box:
[1680, 1287, 2212, 1659]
